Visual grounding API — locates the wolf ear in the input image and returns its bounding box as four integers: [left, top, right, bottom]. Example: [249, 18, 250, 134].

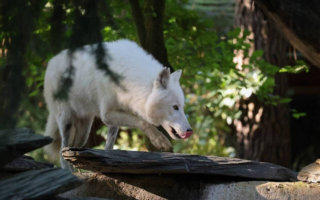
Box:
[154, 68, 170, 89]
[171, 69, 182, 82]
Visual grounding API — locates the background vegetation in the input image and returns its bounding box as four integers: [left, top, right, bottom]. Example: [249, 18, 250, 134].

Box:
[0, 0, 315, 170]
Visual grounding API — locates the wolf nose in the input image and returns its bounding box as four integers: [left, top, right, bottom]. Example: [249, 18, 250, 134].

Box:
[187, 128, 193, 132]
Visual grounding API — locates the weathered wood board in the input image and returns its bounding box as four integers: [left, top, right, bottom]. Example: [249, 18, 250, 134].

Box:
[62, 148, 298, 181]
[0, 128, 53, 167]
[0, 168, 82, 199]
[1, 155, 53, 172]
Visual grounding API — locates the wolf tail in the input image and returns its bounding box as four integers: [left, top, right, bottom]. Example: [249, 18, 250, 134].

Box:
[44, 113, 61, 161]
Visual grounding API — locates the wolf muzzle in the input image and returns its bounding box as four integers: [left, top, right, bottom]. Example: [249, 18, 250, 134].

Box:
[181, 129, 193, 139]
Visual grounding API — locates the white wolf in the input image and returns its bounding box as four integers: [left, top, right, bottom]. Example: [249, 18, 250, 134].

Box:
[44, 39, 193, 170]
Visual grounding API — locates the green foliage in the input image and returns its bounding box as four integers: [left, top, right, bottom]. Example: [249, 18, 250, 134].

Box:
[290, 109, 307, 119]
[279, 60, 309, 74]
[5, 0, 308, 159]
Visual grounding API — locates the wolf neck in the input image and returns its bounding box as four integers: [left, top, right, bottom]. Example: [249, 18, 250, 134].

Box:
[104, 40, 165, 122]
[116, 67, 161, 122]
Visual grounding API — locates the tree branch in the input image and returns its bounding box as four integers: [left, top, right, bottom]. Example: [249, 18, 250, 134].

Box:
[254, 0, 320, 67]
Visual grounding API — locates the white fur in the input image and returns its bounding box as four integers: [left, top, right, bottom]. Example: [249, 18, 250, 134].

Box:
[43, 39, 192, 170]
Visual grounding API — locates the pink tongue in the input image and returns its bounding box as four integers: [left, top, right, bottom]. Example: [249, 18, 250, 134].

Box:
[180, 131, 193, 139]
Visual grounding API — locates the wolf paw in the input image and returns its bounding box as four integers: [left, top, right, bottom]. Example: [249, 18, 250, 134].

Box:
[60, 156, 74, 172]
[142, 123, 173, 152]
[150, 134, 173, 152]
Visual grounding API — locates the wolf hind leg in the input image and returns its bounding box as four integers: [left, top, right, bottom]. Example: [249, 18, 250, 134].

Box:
[71, 116, 94, 147]
[44, 112, 61, 161]
[105, 126, 119, 150]
[59, 115, 94, 171]
[56, 109, 74, 171]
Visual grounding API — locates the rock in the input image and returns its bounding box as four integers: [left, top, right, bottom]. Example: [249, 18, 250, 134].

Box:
[60, 173, 320, 200]
[298, 159, 320, 183]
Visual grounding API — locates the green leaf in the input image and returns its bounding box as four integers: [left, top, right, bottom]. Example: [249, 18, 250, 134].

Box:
[279, 62, 309, 74]
[227, 27, 241, 38]
[293, 113, 307, 119]
[26, 77, 33, 87]
[242, 29, 251, 38]
[279, 98, 292, 104]
[29, 90, 39, 97]
[251, 50, 264, 60]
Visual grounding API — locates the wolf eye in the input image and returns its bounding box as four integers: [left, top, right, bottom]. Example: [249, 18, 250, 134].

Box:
[173, 105, 179, 110]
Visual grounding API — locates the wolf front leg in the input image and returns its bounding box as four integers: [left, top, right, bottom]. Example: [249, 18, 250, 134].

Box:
[102, 111, 172, 151]
[105, 126, 119, 150]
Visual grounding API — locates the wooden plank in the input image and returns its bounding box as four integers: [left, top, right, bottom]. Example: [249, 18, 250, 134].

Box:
[62, 148, 298, 181]
[1, 155, 53, 172]
[0, 128, 53, 167]
[0, 168, 82, 199]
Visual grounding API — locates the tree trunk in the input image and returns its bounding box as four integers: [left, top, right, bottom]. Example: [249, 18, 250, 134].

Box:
[233, 0, 291, 167]
[129, 0, 173, 71]
[0, 0, 32, 129]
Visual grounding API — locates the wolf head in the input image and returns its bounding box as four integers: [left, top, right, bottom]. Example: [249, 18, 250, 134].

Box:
[145, 68, 193, 140]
